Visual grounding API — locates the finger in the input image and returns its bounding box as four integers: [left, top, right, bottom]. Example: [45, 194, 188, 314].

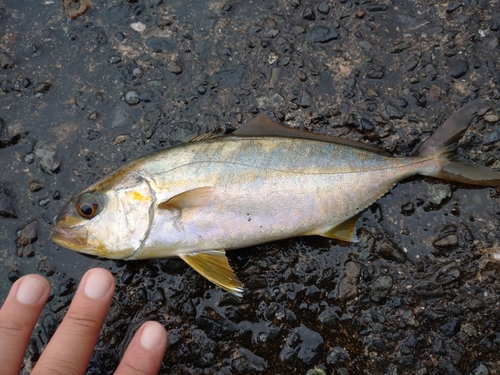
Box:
[0, 275, 50, 375]
[31, 268, 115, 375]
[115, 321, 167, 375]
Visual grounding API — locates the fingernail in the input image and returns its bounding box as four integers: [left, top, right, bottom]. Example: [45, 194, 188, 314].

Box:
[140, 322, 164, 350]
[83, 269, 113, 299]
[16, 277, 47, 305]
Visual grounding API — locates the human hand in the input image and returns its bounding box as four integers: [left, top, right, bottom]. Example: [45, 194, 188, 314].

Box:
[0, 268, 167, 375]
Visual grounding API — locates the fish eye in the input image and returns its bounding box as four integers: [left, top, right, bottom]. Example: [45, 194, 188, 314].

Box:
[76, 194, 100, 219]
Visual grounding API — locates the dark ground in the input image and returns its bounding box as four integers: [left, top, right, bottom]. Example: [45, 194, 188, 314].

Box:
[1, 0, 500, 374]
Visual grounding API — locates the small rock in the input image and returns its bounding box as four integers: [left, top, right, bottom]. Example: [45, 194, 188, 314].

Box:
[369, 275, 393, 302]
[446, 2, 462, 13]
[212, 64, 246, 87]
[347, 114, 359, 127]
[360, 118, 375, 132]
[484, 114, 499, 123]
[448, 59, 468, 78]
[124, 91, 140, 105]
[471, 363, 489, 375]
[306, 367, 327, 375]
[145, 36, 175, 52]
[461, 322, 478, 338]
[391, 42, 411, 53]
[0, 118, 21, 148]
[232, 348, 267, 373]
[289, 0, 300, 7]
[197, 85, 207, 95]
[338, 261, 361, 301]
[1, 80, 13, 92]
[28, 180, 44, 192]
[16, 220, 38, 248]
[296, 70, 307, 82]
[167, 61, 182, 74]
[433, 336, 447, 355]
[132, 67, 143, 79]
[23, 153, 35, 164]
[317, 3, 330, 14]
[318, 306, 341, 327]
[32, 82, 52, 95]
[354, 10, 365, 19]
[130, 21, 146, 33]
[246, 275, 267, 289]
[302, 6, 315, 20]
[484, 126, 500, 144]
[399, 309, 420, 328]
[485, 35, 500, 50]
[366, 5, 388, 11]
[8, 269, 20, 282]
[305, 285, 320, 299]
[187, 329, 217, 367]
[376, 240, 406, 263]
[279, 324, 324, 366]
[433, 233, 459, 249]
[0, 52, 13, 68]
[359, 40, 373, 51]
[366, 70, 384, 79]
[87, 111, 98, 120]
[33, 141, 60, 175]
[266, 29, 279, 38]
[0, 183, 17, 218]
[38, 198, 50, 207]
[307, 26, 338, 43]
[326, 347, 349, 365]
[300, 89, 313, 108]
[405, 57, 419, 71]
[109, 55, 121, 64]
[422, 183, 452, 211]
[386, 105, 404, 119]
[467, 298, 485, 312]
[441, 320, 461, 337]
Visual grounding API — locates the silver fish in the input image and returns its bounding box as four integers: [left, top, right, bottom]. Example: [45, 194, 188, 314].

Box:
[52, 100, 500, 296]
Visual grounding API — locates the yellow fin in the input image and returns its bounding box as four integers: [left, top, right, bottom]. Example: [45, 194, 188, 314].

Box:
[180, 250, 244, 296]
[158, 186, 214, 211]
[318, 215, 360, 242]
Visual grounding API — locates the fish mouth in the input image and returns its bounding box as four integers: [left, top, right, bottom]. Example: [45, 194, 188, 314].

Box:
[51, 225, 90, 252]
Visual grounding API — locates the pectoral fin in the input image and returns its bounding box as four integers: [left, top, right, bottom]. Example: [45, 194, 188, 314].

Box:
[158, 187, 214, 211]
[179, 250, 244, 296]
[314, 215, 360, 242]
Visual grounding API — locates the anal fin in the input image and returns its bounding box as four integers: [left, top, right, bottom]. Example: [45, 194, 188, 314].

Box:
[179, 250, 244, 297]
[315, 214, 361, 243]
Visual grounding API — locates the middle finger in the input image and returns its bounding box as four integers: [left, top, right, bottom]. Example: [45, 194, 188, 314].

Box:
[31, 268, 115, 375]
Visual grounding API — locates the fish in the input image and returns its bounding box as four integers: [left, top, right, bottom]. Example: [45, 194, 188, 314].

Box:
[51, 99, 500, 296]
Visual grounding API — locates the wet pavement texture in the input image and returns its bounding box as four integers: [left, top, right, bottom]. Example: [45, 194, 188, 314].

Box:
[1, 0, 500, 374]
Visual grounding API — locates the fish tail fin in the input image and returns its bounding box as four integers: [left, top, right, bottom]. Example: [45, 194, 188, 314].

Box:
[416, 99, 500, 186]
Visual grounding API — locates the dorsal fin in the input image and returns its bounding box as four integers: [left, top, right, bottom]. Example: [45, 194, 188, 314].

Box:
[233, 115, 390, 155]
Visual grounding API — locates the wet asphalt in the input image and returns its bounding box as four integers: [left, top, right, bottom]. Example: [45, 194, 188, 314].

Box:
[1, 0, 500, 374]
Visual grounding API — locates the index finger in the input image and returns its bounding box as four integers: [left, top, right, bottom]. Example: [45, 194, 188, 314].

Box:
[31, 268, 115, 375]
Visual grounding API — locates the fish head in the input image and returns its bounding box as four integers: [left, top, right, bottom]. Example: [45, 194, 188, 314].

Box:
[51, 173, 155, 259]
